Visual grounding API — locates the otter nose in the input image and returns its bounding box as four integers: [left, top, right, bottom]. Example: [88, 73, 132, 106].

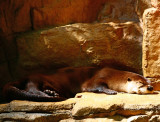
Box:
[147, 85, 153, 91]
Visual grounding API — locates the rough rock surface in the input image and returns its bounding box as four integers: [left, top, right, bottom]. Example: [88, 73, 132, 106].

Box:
[142, 5, 160, 90]
[0, 92, 160, 122]
[32, 0, 106, 30]
[0, 0, 151, 35]
[0, 0, 106, 35]
[143, 8, 160, 77]
[15, 22, 143, 76]
[97, 0, 151, 29]
[73, 92, 160, 117]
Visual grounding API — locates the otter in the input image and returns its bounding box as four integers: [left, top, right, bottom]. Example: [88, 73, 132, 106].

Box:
[2, 67, 154, 102]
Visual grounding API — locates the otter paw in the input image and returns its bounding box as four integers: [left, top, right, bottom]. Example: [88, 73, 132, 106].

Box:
[44, 90, 60, 97]
[105, 90, 117, 95]
[108, 91, 117, 95]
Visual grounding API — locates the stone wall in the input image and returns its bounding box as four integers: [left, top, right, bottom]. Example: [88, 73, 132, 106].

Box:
[143, 0, 160, 90]
[0, 0, 151, 35]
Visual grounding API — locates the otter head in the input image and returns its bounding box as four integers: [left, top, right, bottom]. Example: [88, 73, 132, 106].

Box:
[126, 73, 154, 94]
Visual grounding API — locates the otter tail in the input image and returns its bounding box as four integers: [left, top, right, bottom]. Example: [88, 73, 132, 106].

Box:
[2, 82, 66, 102]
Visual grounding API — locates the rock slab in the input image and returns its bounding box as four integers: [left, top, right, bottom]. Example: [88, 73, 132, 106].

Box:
[143, 4, 160, 90]
[16, 22, 143, 75]
[0, 92, 160, 122]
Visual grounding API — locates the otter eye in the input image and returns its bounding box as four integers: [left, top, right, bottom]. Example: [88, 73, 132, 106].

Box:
[127, 78, 132, 81]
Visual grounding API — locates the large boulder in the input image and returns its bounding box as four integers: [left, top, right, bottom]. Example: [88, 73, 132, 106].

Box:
[15, 22, 143, 75]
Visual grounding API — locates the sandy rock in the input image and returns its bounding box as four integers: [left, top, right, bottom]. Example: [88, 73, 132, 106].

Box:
[0, 98, 77, 113]
[127, 115, 149, 122]
[0, 112, 71, 122]
[142, 7, 160, 90]
[60, 116, 127, 122]
[0, 100, 74, 122]
[1, 92, 160, 121]
[73, 92, 160, 118]
[16, 22, 143, 74]
[149, 115, 160, 121]
[143, 8, 160, 78]
[0, 112, 55, 122]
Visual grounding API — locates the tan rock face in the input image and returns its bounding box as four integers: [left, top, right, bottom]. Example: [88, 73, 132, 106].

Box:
[143, 7, 160, 90]
[0, 99, 76, 122]
[73, 92, 160, 118]
[127, 115, 149, 122]
[60, 117, 128, 122]
[0, 92, 160, 121]
[150, 115, 160, 121]
[16, 22, 143, 74]
[143, 8, 160, 77]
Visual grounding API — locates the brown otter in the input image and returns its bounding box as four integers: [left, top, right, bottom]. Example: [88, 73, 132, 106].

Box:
[2, 67, 154, 102]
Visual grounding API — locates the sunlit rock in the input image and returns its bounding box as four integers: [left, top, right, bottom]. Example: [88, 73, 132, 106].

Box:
[16, 22, 143, 74]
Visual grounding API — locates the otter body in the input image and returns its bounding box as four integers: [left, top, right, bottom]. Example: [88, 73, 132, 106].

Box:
[3, 67, 154, 102]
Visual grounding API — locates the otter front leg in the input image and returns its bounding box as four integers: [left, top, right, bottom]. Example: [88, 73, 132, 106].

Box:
[82, 81, 117, 95]
[82, 86, 117, 95]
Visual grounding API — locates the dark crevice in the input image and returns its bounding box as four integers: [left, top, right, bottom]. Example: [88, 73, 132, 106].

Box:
[0, 35, 19, 80]
[30, 8, 34, 30]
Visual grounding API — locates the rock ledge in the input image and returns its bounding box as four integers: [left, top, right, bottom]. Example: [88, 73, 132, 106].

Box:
[0, 92, 160, 122]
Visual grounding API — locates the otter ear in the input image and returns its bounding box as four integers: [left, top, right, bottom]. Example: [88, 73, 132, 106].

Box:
[127, 78, 132, 82]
